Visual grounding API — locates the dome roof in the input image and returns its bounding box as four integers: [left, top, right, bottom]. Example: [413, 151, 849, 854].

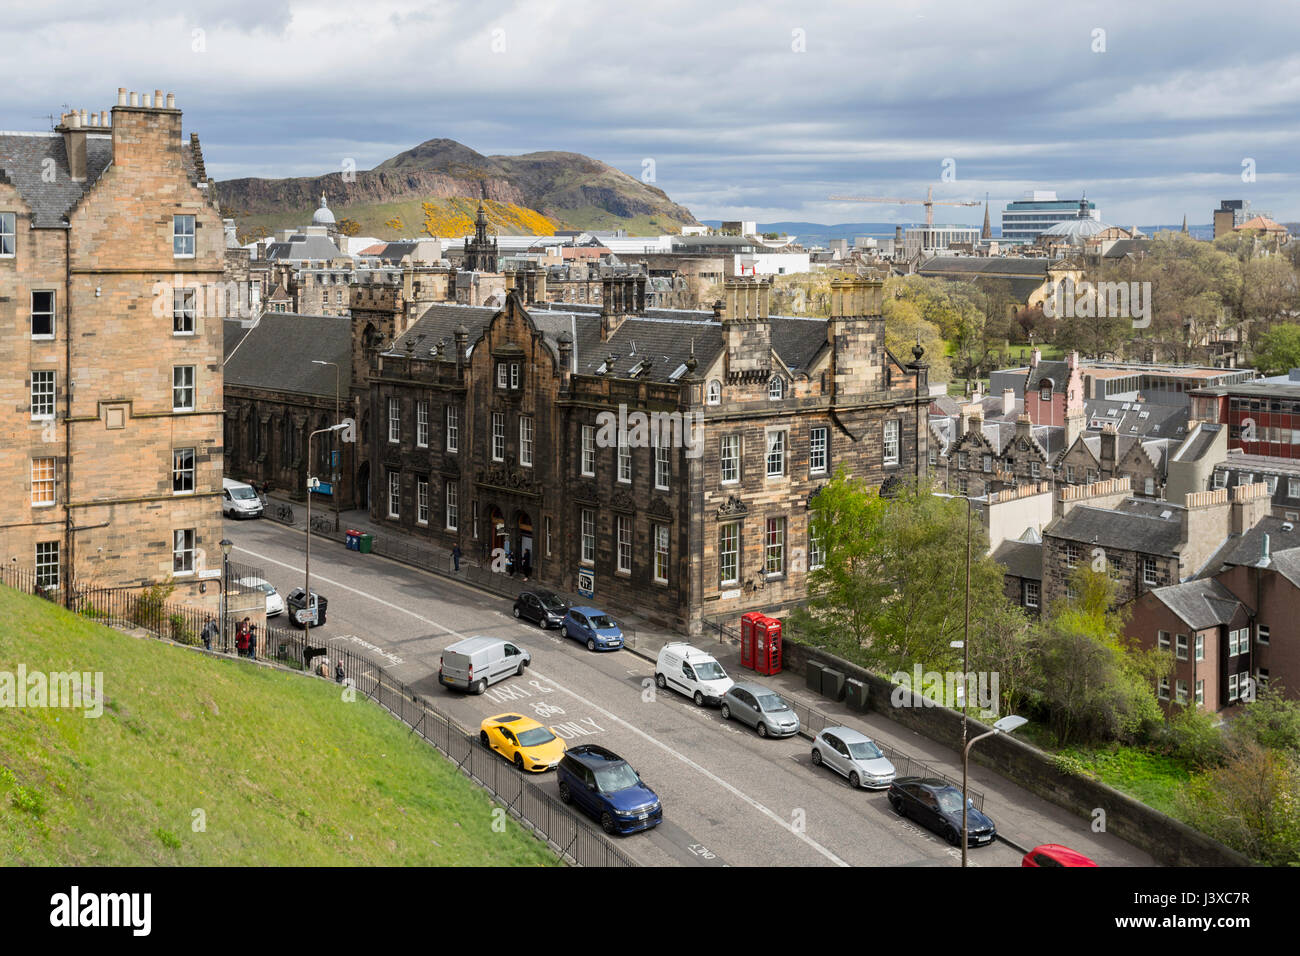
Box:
[312, 193, 335, 226]
[1041, 196, 1109, 244]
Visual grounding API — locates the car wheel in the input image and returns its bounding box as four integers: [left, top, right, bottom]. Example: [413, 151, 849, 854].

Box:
[559, 782, 572, 804]
[514, 753, 524, 770]
[720, 703, 731, 720]
[513, 607, 521, 618]
[757, 722, 769, 738]
[693, 691, 705, 707]
[655, 673, 667, 690]
[516, 661, 526, 677]
[600, 812, 616, 835]
[889, 795, 904, 815]
[945, 825, 960, 847]
[480, 731, 490, 748]
[474, 679, 487, 695]
[587, 639, 596, 652]
[849, 771, 861, 789]
[811, 749, 822, 766]
[561, 624, 570, 639]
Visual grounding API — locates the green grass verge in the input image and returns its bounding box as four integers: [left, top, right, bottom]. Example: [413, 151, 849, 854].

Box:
[0, 586, 558, 866]
[1056, 744, 1192, 818]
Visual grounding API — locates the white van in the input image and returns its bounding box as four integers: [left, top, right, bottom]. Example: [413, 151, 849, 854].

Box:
[222, 478, 263, 519]
[439, 636, 531, 694]
[655, 642, 734, 707]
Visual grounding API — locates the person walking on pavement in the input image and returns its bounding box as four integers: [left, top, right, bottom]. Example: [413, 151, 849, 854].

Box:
[248, 622, 258, 659]
[201, 615, 217, 651]
[236, 617, 250, 657]
[521, 549, 532, 581]
[451, 544, 462, 572]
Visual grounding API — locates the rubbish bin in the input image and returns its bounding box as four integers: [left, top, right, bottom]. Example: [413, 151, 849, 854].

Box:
[359, 533, 373, 554]
[345, 529, 361, 551]
[844, 677, 869, 712]
[805, 660, 826, 693]
[820, 667, 845, 702]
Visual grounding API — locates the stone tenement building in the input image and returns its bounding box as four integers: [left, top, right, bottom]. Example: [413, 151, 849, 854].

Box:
[0, 88, 225, 601]
[364, 274, 930, 632]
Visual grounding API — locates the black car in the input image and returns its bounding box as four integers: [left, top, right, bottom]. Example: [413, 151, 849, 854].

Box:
[887, 777, 996, 847]
[285, 587, 328, 628]
[512, 588, 568, 628]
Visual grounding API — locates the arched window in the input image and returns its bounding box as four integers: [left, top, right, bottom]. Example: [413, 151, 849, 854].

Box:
[769, 377, 784, 400]
[707, 380, 721, 405]
[1039, 380, 1052, 403]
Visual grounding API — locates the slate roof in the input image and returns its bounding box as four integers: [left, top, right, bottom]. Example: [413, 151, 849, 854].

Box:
[1101, 238, 1152, 259]
[1084, 398, 1186, 441]
[918, 256, 1049, 277]
[391, 303, 500, 358]
[1150, 578, 1245, 628]
[223, 319, 251, 361]
[223, 313, 351, 397]
[1172, 423, 1223, 464]
[0, 132, 114, 226]
[1047, 500, 1184, 556]
[1026, 359, 1070, 394]
[262, 234, 344, 262]
[993, 539, 1043, 581]
[1207, 517, 1300, 572]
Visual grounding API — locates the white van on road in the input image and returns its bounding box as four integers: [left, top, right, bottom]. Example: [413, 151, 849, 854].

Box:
[222, 478, 263, 519]
[655, 642, 735, 707]
[439, 636, 531, 694]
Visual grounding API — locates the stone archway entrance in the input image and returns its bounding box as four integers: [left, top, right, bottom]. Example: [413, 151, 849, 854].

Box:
[488, 506, 507, 560]
[516, 511, 533, 576]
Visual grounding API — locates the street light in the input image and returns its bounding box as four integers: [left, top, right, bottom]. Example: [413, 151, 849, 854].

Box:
[305, 424, 349, 627]
[961, 714, 1027, 866]
[220, 537, 233, 652]
[311, 359, 342, 532]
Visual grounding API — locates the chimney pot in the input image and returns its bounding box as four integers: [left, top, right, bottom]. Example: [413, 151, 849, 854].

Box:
[117, 87, 127, 106]
[129, 91, 139, 106]
[142, 92, 152, 108]
[166, 92, 175, 109]
[100, 110, 108, 126]
[154, 89, 164, 107]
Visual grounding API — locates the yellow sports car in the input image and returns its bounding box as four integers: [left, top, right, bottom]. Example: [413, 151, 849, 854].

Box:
[479, 713, 567, 772]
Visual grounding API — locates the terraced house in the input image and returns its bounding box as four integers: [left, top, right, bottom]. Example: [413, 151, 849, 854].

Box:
[0, 89, 225, 603]
[365, 274, 930, 633]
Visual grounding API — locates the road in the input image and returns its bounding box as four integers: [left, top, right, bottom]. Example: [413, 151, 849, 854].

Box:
[226, 515, 1130, 867]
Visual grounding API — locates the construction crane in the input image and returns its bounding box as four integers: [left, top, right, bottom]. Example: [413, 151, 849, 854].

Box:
[828, 185, 979, 226]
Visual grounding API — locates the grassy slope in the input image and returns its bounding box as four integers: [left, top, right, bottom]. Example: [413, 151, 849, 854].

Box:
[0, 587, 556, 866]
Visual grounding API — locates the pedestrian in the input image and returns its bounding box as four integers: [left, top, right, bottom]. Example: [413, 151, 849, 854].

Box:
[201, 615, 217, 651]
[451, 544, 462, 572]
[248, 622, 258, 659]
[236, 618, 250, 657]
[335, 660, 346, 683]
[521, 549, 532, 581]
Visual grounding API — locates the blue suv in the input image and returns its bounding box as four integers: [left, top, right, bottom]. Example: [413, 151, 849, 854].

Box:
[560, 606, 624, 651]
[557, 745, 662, 835]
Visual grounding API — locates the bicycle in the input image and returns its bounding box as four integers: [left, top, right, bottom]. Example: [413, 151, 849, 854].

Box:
[310, 515, 334, 534]
[275, 503, 295, 524]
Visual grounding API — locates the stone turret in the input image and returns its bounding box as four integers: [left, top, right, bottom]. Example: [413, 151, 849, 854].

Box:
[721, 276, 773, 382]
[826, 276, 885, 399]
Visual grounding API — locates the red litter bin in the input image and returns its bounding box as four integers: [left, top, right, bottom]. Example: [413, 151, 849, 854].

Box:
[755, 615, 783, 676]
[740, 612, 766, 670]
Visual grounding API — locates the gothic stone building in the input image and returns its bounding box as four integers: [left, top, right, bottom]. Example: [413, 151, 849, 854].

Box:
[365, 275, 930, 633]
[0, 88, 225, 602]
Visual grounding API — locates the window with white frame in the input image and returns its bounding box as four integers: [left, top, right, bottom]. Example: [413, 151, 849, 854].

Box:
[1196, 679, 1205, 707]
[31, 457, 55, 506]
[520, 416, 534, 467]
[1087, 469, 1098, 483]
[388, 398, 400, 443]
[1267, 475, 1279, 494]
[172, 448, 195, 494]
[654, 440, 669, 490]
[1258, 624, 1270, 645]
[510, 362, 520, 390]
[1256, 668, 1269, 690]
[1158, 630, 1170, 650]
[721, 435, 740, 484]
[810, 427, 828, 474]
[618, 433, 631, 483]
[31, 290, 55, 339]
[957, 452, 968, 469]
[982, 454, 992, 473]
[1158, 676, 1169, 700]
[173, 214, 195, 257]
[809, 529, 824, 571]
[719, 522, 739, 585]
[416, 476, 429, 524]
[31, 371, 54, 419]
[616, 515, 632, 573]
[387, 471, 400, 518]
[653, 523, 669, 583]
[768, 376, 784, 400]
[446, 405, 459, 453]
[1195, 633, 1204, 661]
[1024, 580, 1039, 608]
[173, 288, 196, 334]
[1065, 584, 1078, 601]
[1176, 680, 1188, 705]
[172, 366, 195, 411]
[957, 477, 968, 496]
[1289, 478, 1300, 498]
[707, 380, 721, 405]
[492, 412, 505, 462]
[1142, 557, 1158, 585]
[416, 401, 429, 447]
[581, 509, 596, 564]
[1214, 470, 1228, 489]
[1145, 477, 1155, 495]
[1065, 464, 1076, 482]
[1064, 544, 1080, 568]
[1228, 673, 1240, 702]
[445, 481, 458, 530]
[766, 429, 786, 478]
[35, 541, 59, 589]
[1175, 634, 1188, 660]
[928, 448, 937, 467]
[765, 517, 785, 575]
[172, 529, 195, 574]
[0, 211, 14, 256]
[1229, 627, 1249, 657]
[1031, 460, 1041, 478]
[581, 425, 596, 476]
[496, 363, 508, 389]
[884, 421, 900, 466]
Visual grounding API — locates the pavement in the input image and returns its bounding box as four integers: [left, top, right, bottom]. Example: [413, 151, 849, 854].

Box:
[233, 501, 1155, 867]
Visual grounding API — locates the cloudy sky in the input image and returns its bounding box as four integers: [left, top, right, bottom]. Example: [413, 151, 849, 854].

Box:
[5, 0, 1299, 227]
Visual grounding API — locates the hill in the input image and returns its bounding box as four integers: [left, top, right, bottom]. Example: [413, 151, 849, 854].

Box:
[217, 138, 699, 241]
[0, 586, 556, 865]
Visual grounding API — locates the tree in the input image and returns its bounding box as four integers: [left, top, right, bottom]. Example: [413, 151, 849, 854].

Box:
[883, 298, 951, 382]
[1251, 322, 1300, 376]
[1178, 743, 1300, 865]
[336, 217, 361, 236]
[1228, 687, 1300, 756]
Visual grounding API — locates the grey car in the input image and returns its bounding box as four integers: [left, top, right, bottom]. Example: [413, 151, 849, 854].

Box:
[811, 726, 897, 789]
[720, 682, 801, 738]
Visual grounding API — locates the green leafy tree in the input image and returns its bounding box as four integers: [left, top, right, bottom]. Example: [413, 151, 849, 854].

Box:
[1251, 323, 1300, 376]
[1178, 743, 1300, 866]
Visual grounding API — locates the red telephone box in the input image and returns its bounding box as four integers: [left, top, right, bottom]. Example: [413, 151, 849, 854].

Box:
[741, 612, 783, 675]
[740, 612, 765, 669]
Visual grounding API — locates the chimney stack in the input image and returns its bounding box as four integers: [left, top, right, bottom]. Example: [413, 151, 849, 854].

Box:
[1002, 387, 1016, 417]
[56, 108, 89, 182]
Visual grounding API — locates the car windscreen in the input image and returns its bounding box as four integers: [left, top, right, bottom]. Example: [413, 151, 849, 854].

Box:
[935, 790, 965, 814]
[516, 727, 556, 747]
[847, 740, 884, 761]
[594, 763, 640, 793]
[231, 486, 257, 499]
[756, 693, 788, 712]
[538, 594, 566, 610]
[589, 614, 615, 629]
[694, 661, 727, 681]
[256, 583, 276, 595]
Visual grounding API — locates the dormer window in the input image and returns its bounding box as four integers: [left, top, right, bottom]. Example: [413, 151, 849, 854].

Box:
[496, 361, 521, 390]
[707, 380, 721, 405]
[1039, 381, 1052, 403]
[769, 377, 785, 400]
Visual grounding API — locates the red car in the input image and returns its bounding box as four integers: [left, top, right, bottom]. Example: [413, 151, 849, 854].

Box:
[1022, 844, 1097, 867]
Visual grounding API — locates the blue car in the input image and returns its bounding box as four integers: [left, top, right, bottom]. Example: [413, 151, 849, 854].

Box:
[557, 745, 662, 835]
[560, 606, 624, 651]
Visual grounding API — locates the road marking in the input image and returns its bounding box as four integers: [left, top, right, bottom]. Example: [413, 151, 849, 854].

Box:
[235, 541, 849, 867]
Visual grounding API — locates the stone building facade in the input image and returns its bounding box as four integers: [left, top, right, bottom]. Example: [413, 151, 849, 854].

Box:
[0, 88, 224, 603]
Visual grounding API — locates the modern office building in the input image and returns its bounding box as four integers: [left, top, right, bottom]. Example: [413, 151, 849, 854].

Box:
[1001, 191, 1099, 243]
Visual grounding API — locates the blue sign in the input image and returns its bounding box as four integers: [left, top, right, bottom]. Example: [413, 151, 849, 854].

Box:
[577, 567, 595, 598]
[331, 450, 339, 468]
[314, 482, 333, 496]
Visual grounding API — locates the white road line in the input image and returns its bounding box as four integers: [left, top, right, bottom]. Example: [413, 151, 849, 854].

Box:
[235, 542, 850, 867]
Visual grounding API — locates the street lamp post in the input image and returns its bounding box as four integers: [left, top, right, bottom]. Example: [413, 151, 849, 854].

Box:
[962, 714, 1028, 865]
[220, 537, 233, 653]
[305, 424, 349, 627]
[311, 360, 342, 532]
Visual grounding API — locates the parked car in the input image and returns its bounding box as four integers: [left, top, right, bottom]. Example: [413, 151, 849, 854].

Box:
[654, 642, 734, 706]
[513, 588, 568, 628]
[439, 636, 530, 694]
[887, 777, 997, 847]
[557, 744, 663, 835]
[222, 478, 263, 519]
[479, 713, 566, 773]
[237, 576, 284, 618]
[811, 727, 897, 789]
[561, 606, 624, 651]
[721, 682, 800, 737]
[284, 587, 327, 628]
[1022, 844, 1097, 867]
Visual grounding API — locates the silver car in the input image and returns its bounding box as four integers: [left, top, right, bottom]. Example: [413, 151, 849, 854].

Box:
[238, 577, 284, 618]
[720, 682, 801, 738]
[811, 726, 896, 789]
